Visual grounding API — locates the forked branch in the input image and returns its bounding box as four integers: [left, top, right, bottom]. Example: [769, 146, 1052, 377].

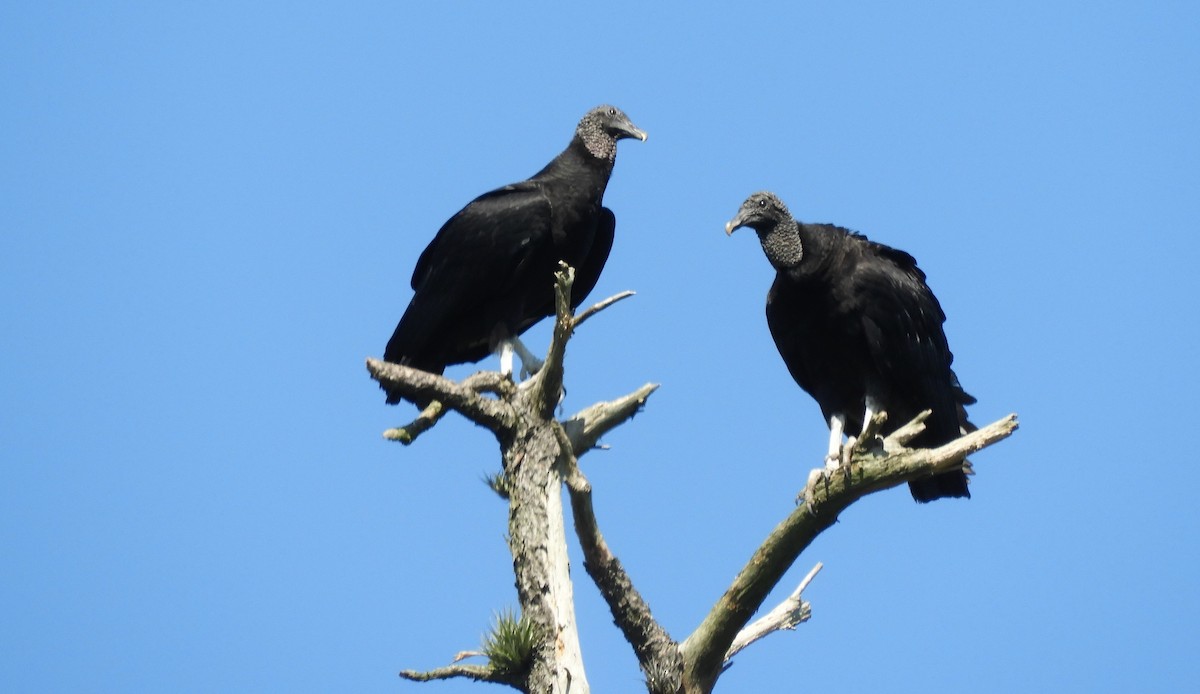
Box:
[725, 562, 823, 662]
[366, 360, 515, 436]
[680, 412, 1019, 692]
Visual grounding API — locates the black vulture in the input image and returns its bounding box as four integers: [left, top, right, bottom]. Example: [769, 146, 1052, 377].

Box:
[382, 105, 646, 404]
[725, 192, 975, 503]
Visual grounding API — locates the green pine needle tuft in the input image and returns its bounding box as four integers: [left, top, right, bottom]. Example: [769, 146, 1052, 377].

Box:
[483, 471, 512, 499]
[481, 608, 539, 676]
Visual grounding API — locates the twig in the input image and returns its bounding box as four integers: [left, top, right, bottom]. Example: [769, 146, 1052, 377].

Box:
[572, 290, 636, 329]
[850, 411, 887, 454]
[560, 383, 660, 457]
[398, 663, 514, 687]
[383, 400, 445, 444]
[725, 562, 823, 661]
[885, 409, 931, 451]
[841, 411, 888, 468]
[529, 264, 575, 418]
[863, 412, 1017, 486]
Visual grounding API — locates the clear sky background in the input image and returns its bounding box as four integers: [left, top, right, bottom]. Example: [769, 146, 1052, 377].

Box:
[3, 2, 1198, 692]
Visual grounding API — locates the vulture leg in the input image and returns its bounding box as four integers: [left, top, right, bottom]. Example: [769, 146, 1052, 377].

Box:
[803, 413, 847, 510]
[807, 413, 844, 509]
[511, 336, 544, 380]
[842, 395, 883, 469]
[498, 340, 515, 379]
[825, 413, 846, 471]
[861, 396, 880, 437]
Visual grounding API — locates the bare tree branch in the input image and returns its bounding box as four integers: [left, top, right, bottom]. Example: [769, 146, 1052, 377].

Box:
[572, 290, 636, 329]
[399, 663, 517, 688]
[383, 400, 445, 444]
[557, 423, 683, 692]
[381, 372, 517, 444]
[366, 359, 515, 436]
[518, 272, 681, 691]
[561, 383, 660, 457]
[373, 266, 635, 445]
[681, 413, 1019, 692]
[725, 562, 823, 662]
[525, 264, 575, 418]
[843, 411, 888, 464]
[886, 410, 932, 450]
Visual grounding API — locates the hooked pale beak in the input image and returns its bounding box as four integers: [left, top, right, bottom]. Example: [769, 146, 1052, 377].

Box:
[621, 124, 648, 142]
[725, 211, 749, 236]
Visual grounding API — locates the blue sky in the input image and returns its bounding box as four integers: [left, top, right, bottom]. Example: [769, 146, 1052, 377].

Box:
[3, 2, 1198, 692]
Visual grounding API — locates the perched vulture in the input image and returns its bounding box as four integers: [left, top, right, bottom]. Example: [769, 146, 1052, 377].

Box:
[383, 105, 646, 404]
[726, 191, 975, 502]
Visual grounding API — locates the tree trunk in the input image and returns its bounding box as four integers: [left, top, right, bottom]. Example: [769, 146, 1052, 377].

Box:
[504, 412, 589, 692]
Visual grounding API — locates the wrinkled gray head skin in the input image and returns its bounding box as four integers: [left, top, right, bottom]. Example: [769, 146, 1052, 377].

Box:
[725, 191, 792, 235]
[577, 105, 648, 159]
[726, 191, 803, 269]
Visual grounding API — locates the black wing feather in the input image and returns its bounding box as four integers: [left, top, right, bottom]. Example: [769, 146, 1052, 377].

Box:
[384, 182, 553, 375]
[848, 248, 971, 500]
[570, 206, 615, 309]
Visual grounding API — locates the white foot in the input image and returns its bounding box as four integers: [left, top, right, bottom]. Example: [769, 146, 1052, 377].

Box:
[802, 468, 826, 509]
[823, 450, 841, 473]
[840, 436, 856, 475]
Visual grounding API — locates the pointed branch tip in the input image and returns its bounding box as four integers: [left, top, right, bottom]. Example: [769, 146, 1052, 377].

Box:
[573, 290, 636, 329]
[724, 562, 823, 662]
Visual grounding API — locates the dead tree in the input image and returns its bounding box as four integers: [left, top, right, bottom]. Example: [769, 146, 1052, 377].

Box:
[366, 265, 1018, 694]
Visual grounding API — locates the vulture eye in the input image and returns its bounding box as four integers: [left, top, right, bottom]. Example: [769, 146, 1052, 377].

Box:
[608, 107, 616, 116]
[758, 199, 767, 207]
